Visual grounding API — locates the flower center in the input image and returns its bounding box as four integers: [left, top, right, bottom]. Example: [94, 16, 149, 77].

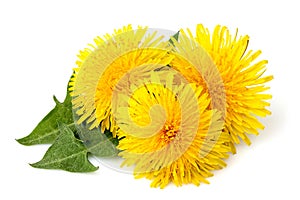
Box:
[161, 124, 179, 144]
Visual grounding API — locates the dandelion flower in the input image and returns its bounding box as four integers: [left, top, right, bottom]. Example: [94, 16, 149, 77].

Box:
[69, 25, 172, 136]
[116, 73, 231, 188]
[170, 24, 273, 147]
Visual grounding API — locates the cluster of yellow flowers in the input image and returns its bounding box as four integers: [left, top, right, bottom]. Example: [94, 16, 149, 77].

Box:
[69, 24, 273, 188]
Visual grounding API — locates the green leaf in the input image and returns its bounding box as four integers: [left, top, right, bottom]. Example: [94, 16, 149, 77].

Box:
[168, 31, 180, 46]
[76, 125, 119, 157]
[17, 85, 74, 145]
[30, 123, 98, 172]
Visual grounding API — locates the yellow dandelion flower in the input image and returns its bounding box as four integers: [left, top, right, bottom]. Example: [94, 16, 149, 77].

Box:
[170, 24, 273, 147]
[116, 72, 231, 188]
[69, 25, 173, 136]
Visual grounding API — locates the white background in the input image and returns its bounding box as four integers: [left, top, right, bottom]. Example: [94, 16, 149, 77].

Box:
[0, 0, 299, 199]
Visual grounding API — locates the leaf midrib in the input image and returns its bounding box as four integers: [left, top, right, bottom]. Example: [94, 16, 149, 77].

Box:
[33, 148, 86, 167]
[35, 137, 117, 167]
[27, 122, 75, 143]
